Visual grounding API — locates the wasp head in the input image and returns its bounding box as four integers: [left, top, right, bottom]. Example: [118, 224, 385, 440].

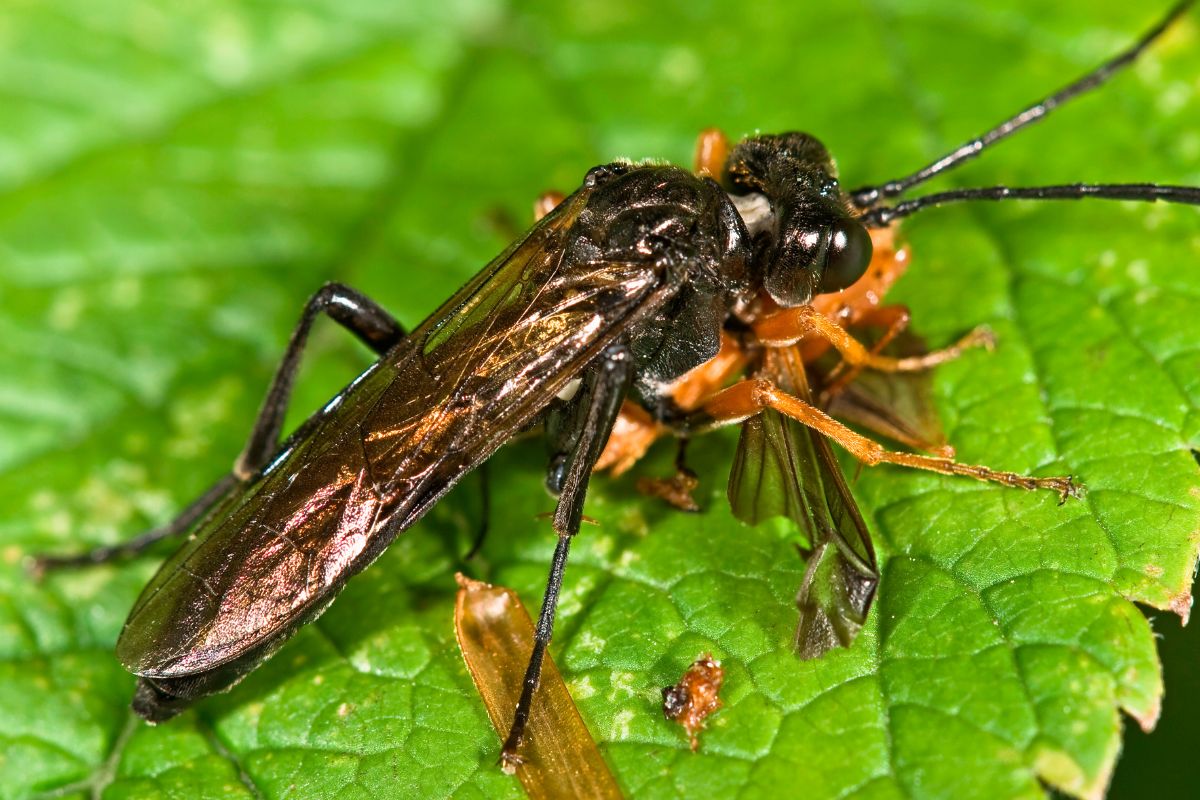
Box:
[726, 132, 872, 306]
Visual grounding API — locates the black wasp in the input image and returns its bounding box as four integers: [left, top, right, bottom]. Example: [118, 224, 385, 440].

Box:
[33, 0, 1200, 768]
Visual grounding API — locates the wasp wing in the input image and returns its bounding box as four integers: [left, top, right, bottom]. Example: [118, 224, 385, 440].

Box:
[119, 184, 675, 678]
[727, 347, 878, 659]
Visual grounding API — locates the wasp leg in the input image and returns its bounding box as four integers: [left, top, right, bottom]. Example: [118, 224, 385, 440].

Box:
[236, 282, 405, 476]
[502, 340, 633, 770]
[32, 283, 407, 575]
[756, 304, 994, 373]
[595, 331, 748, 478]
[697, 379, 1079, 501]
[29, 475, 241, 576]
[462, 462, 491, 560]
[693, 128, 730, 178]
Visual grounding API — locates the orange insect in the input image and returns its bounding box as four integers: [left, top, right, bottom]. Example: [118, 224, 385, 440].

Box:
[520, 114, 1080, 661]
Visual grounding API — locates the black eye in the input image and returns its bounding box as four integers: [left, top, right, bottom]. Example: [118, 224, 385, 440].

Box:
[819, 218, 873, 293]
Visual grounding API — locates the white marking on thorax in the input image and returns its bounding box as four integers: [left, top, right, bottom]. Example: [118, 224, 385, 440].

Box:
[556, 378, 582, 402]
[729, 192, 774, 236]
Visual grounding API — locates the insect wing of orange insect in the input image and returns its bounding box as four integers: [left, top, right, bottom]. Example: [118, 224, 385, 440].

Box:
[728, 346, 879, 658]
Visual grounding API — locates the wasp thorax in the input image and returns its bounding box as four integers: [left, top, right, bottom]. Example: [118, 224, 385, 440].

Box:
[726, 132, 837, 192]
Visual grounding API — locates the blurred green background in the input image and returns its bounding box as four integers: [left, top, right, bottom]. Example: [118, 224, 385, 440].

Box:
[1, 1, 1197, 798]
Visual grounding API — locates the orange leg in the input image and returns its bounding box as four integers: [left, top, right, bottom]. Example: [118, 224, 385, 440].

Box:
[756, 305, 994, 373]
[693, 128, 730, 178]
[596, 332, 748, 476]
[852, 304, 912, 354]
[700, 378, 1078, 501]
[594, 400, 662, 476]
[819, 304, 913, 398]
[534, 190, 565, 222]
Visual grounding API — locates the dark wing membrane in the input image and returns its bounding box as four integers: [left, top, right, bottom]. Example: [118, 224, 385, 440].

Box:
[817, 331, 949, 454]
[727, 348, 878, 659]
[826, 372, 948, 454]
[119, 186, 673, 677]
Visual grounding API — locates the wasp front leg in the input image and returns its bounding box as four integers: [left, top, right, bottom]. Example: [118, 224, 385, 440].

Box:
[593, 330, 748, 511]
[31, 282, 407, 574]
[696, 378, 1079, 501]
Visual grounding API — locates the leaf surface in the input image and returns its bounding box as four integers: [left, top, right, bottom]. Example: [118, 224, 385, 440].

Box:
[2, 1, 1198, 798]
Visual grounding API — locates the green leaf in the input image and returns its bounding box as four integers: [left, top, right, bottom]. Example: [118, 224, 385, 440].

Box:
[3, 1, 1198, 798]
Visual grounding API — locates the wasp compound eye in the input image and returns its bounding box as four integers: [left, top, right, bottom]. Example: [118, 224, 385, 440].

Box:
[818, 218, 873, 294]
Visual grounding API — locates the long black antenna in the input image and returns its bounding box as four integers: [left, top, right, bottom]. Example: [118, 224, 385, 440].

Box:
[851, 1, 1195, 208]
[860, 183, 1200, 227]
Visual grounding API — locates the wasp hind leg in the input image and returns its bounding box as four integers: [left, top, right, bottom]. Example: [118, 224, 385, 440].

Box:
[461, 462, 492, 560]
[31, 282, 407, 575]
[28, 475, 242, 577]
[502, 340, 633, 769]
[235, 281, 406, 475]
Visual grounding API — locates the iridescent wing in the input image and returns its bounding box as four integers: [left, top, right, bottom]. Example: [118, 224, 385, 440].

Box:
[119, 181, 676, 678]
[727, 347, 878, 659]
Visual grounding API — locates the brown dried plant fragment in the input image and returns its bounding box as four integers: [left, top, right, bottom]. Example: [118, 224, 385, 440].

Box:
[453, 574, 625, 798]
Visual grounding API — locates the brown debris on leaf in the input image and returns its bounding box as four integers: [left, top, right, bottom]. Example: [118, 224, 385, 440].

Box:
[636, 470, 700, 512]
[662, 654, 724, 751]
